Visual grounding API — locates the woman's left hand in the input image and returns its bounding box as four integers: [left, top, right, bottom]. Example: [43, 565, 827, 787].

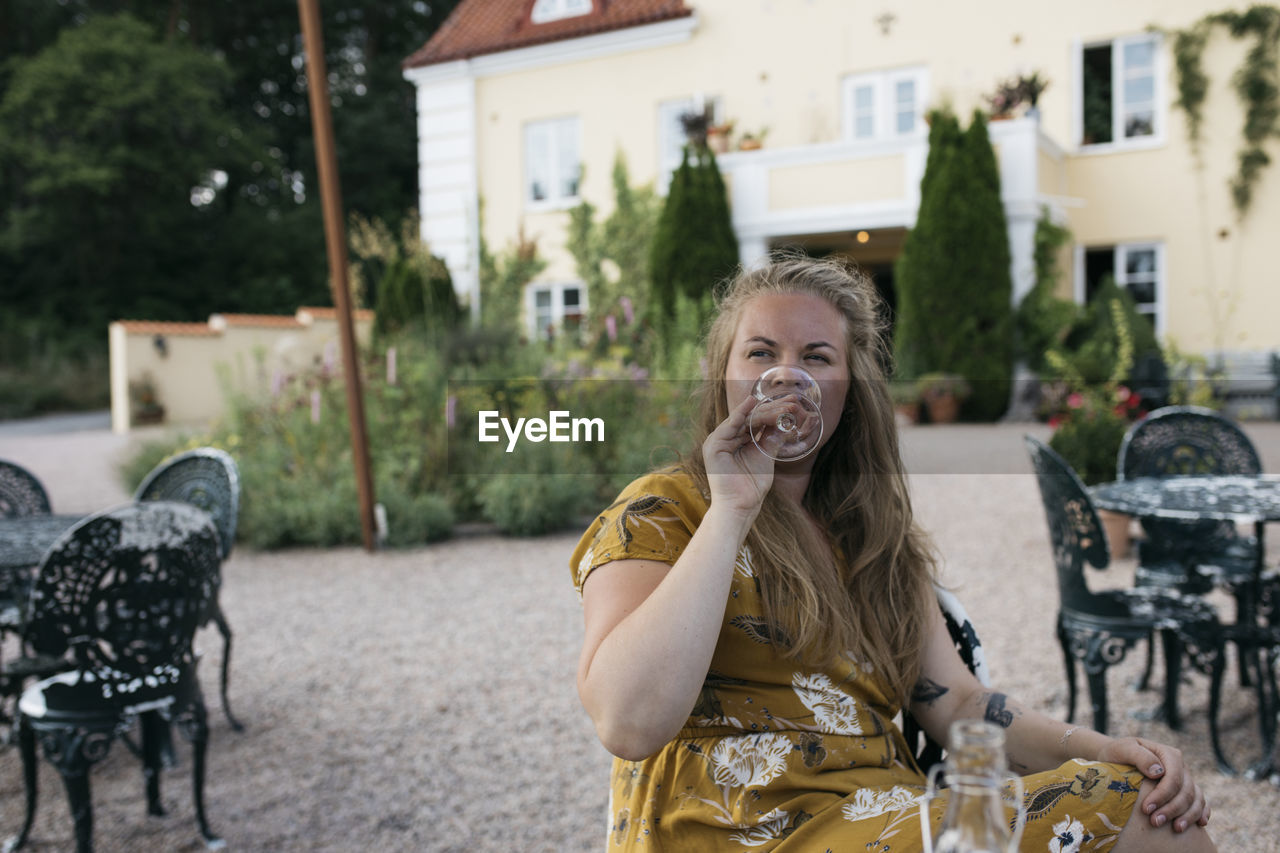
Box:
[1096, 737, 1210, 832]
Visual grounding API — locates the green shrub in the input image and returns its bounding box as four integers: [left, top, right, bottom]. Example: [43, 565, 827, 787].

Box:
[377, 480, 453, 546]
[477, 474, 596, 537]
[1048, 392, 1130, 486]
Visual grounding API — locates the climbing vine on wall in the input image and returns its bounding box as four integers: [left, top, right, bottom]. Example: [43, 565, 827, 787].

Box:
[1166, 4, 1280, 218]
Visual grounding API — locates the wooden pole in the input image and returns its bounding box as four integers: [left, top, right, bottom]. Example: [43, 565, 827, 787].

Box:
[298, 0, 378, 551]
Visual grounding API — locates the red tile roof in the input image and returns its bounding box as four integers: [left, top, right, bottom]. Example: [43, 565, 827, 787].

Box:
[404, 0, 692, 68]
[298, 306, 376, 323]
[213, 313, 306, 329]
[114, 321, 219, 337]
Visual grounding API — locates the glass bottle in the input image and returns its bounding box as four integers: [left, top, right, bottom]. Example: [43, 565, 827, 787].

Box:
[922, 719, 1024, 853]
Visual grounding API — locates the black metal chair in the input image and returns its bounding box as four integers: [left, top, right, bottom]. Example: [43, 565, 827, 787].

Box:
[6, 501, 223, 853]
[0, 461, 56, 730]
[0, 460, 51, 519]
[1025, 436, 1234, 767]
[134, 448, 243, 731]
[903, 587, 991, 772]
[1118, 405, 1262, 588]
[1118, 406, 1264, 688]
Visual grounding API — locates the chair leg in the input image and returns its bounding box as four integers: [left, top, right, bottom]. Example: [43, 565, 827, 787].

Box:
[211, 603, 243, 732]
[1086, 668, 1110, 735]
[181, 700, 224, 849]
[1161, 630, 1184, 731]
[141, 711, 168, 817]
[4, 714, 40, 852]
[1207, 647, 1234, 775]
[1058, 622, 1077, 723]
[60, 771, 94, 853]
[1136, 631, 1155, 691]
[1235, 585, 1256, 687]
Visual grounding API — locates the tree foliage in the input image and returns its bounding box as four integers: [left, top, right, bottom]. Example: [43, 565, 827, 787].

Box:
[893, 108, 1013, 420]
[649, 146, 738, 327]
[0, 0, 461, 345]
[567, 153, 661, 331]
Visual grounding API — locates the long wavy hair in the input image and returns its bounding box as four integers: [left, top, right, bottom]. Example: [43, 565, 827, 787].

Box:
[684, 253, 938, 706]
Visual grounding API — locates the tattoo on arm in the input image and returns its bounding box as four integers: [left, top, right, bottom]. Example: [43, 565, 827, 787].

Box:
[911, 677, 949, 706]
[982, 692, 1016, 728]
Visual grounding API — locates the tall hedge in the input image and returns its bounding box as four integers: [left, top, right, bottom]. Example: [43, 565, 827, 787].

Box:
[649, 145, 738, 326]
[893, 109, 1013, 420]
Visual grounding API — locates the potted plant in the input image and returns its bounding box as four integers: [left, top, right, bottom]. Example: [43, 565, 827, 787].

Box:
[737, 127, 769, 150]
[706, 119, 735, 153]
[984, 71, 1050, 119]
[916, 372, 971, 423]
[129, 373, 166, 425]
[889, 380, 922, 424]
[1047, 387, 1140, 555]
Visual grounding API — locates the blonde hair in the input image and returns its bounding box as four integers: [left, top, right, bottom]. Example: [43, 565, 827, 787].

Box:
[685, 252, 937, 706]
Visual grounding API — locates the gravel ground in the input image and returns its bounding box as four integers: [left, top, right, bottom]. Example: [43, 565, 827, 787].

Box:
[1, 417, 1279, 852]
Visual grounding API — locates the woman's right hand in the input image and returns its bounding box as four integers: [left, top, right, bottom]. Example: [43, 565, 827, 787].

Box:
[703, 393, 774, 517]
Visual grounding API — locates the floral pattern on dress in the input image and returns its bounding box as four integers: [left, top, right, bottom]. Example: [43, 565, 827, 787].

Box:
[792, 671, 867, 734]
[707, 733, 792, 790]
[570, 470, 1147, 852]
[729, 808, 813, 847]
[1048, 815, 1089, 852]
[840, 785, 923, 822]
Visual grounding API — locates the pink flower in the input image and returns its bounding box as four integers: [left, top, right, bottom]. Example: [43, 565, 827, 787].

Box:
[1067, 392, 1084, 409]
[1115, 386, 1131, 402]
[446, 395, 457, 429]
[620, 296, 634, 325]
[1048, 414, 1066, 428]
[605, 314, 618, 342]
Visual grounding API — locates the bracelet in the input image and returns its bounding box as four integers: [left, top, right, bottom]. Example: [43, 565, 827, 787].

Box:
[1058, 726, 1080, 747]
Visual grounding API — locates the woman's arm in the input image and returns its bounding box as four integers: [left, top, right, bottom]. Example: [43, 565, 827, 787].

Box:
[577, 394, 773, 761]
[907, 604, 1210, 833]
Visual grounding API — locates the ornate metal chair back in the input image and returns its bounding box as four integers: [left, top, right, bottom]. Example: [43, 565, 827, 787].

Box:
[1025, 436, 1118, 614]
[1118, 406, 1261, 558]
[26, 501, 220, 707]
[0, 459, 51, 518]
[134, 448, 240, 559]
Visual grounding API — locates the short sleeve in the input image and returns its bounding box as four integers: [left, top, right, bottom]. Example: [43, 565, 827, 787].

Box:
[569, 468, 708, 595]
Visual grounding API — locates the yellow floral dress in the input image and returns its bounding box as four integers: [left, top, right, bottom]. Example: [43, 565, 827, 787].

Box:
[571, 468, 1145, 852]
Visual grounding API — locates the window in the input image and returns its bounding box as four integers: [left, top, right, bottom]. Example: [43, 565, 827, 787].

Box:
[525, 117, 581, 206]
[1078, 243, 1163, 334]
[527, 282, 586, 341]
[1080, 33, 1161, 146]
[531, 0, 592, 24]
[657, 96, 721, 194]
[841, 67, 927, 142]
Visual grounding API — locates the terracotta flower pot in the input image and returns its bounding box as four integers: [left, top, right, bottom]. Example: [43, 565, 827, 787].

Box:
[924, 394, 960, 424]
[1098, 509, 1132, 558]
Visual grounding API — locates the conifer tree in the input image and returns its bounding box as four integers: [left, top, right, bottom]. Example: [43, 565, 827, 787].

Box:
[649, 145, 739, 326]
[892, 108, 1013, 420]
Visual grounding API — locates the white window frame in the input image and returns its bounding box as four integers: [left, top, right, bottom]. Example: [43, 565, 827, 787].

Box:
[1072, 242, 1165, 338]
[657, 96, 721, 195]
[524, 116, 582, 210]
[531, 0, 592, 25]
[526, 281, 587, 341]
[1074, 32, 1166, 151]
[840, 67, 928, 143]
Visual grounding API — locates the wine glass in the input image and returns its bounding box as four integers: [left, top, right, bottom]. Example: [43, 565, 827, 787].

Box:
[748, 365, 824, 461]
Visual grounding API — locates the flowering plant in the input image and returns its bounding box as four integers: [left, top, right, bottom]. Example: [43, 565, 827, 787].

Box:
[1044, 294, 1149, 484]
[1046, 384, 1146, 485]
[985, 71, 1050, 117]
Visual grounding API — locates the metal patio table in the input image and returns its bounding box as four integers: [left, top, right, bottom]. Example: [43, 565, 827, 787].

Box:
[1091, 475, 1280, 780]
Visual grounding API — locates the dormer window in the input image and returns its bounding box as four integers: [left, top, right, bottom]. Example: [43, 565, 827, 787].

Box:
[531, 0, 593, 25]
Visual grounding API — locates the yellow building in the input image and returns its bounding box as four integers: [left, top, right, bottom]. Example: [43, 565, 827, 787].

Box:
[403, 0, 1279, 389]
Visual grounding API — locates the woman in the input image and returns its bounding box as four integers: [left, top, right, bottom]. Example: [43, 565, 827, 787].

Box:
[570, 255, 1216, 851]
